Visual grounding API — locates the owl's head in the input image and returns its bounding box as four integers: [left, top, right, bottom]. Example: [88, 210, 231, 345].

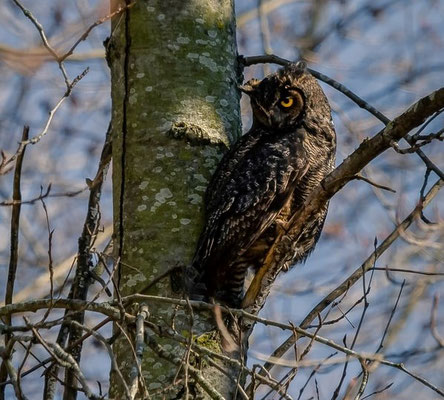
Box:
[241, 62, 331, 132]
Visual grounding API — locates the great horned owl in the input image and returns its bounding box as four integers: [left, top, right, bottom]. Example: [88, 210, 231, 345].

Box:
[190, 62, 336, 307]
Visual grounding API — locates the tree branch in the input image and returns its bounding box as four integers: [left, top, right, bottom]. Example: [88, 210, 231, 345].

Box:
[0, 126, 29, 398]
[256, 177, 443, 390]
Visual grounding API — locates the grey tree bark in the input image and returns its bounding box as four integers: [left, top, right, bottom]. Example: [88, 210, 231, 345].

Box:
[108, 0, 242, 398]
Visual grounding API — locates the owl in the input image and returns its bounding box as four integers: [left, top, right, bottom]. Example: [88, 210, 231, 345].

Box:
[190, 62, 336, 307]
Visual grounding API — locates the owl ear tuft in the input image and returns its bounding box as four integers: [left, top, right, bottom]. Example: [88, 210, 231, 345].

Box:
[294, 61, 307, 70]
[239, 78, 261, 95]
[288, 61, 306, 75]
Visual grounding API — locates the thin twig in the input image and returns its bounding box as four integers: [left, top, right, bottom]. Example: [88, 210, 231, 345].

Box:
[0, 66, 89, 180]
[6, 294, 441, 395]
[16, 341, 33, 399]
[0, 342, 29, 400]
[59, 3, 136, 62]
[11, 0, 70, 87]
[240, 54, 390, 124]
[123, 293, 444, 396]
[145, 333, 226, 400]
[0, 185, 52, 206]
[129, 306, 150, 400]
[430, 294, 444, 347]
[375, 267, 444, 276]
[3, 126, 28, 312]
[296, 353, 337, 400]
[24, 67, 89, 146]
[199, 354, 250, 400]
[39, 192, 55, 320]
[254, 178, 443, 394]
[163, 327, 290, 399]
[391, 128, 444, 154]
[354, 360, 369, 400]
[0, 127, 28, 175]
[361, 382, 394, 399]
[257, 0, 272, 75]
[352, 174, 396, 193]
[332, 257, 374, 400]
[0, 126, 29, 398]
[56, 124, 111, 400]
[376, 281, 406, 353]
[0, 298, 130, 322]
[26, 319, 99, 399]
[0, 317, 112, 389]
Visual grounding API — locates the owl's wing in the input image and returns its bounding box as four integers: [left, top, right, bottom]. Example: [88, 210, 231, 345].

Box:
[205, 130, 263, 213]
[193, 128, 307, 281]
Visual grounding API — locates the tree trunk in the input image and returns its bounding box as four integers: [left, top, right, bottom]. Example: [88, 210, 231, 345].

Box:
[108, 0, 242, 398]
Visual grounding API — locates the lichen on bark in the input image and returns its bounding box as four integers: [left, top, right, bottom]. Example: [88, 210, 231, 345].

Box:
[108, 0, 242, 398]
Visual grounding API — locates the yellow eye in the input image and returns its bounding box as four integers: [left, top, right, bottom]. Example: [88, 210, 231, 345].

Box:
[280, 97, 293, 108]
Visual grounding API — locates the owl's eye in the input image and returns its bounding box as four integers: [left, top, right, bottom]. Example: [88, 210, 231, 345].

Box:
[280, 97, 294, 108]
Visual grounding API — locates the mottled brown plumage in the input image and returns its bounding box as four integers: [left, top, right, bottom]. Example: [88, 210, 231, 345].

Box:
[190, 62, 336, 307]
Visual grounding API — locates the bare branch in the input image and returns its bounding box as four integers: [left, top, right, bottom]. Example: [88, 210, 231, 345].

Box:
[3, 126, 28, 312]
[0, 126, 29, 398]
[129, 306, 150, 400]
[11, 0, 70, 87]
[0, 298, 131, 322]
[59, 3, 136, 62]
[361, 382, 394, 399]
[70, 320, 131, 399]
[376, 281, 406, 353]
[0, 342, 29, 400]
[26, 319, 100, 400]
[256, 177, 443, 390]
[0, 185, 51, 206]
[240, 54, 390, 124]
[23, 67, 89, 146]
[430, 294, 444, 347]
[352, 174, 396, 193]
[146, 333, 226, 400]
[60, 123, 111, 400]
[354, 360, 369, 400]
[0, 318, 112, 389]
